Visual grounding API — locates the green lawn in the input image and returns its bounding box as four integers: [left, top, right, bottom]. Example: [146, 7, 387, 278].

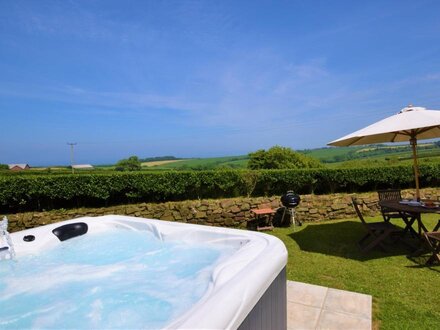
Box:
[269, 215, 440, 329]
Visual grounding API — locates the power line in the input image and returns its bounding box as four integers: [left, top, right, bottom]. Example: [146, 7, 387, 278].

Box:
[67, 142, 77, 173]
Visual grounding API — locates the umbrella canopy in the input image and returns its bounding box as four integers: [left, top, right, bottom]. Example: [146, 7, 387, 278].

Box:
[328, 105, 440, 200]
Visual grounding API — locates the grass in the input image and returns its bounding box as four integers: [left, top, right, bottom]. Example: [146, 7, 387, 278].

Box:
[150, 155, 249, 170]
[141, 159, 186, 167]
[269, 215, 440, 329]
[301, 146, 365, 160]
[302, 143, 440, 164]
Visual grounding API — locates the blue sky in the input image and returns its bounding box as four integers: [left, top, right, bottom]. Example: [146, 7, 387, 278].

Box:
[1, 0, 440, 166]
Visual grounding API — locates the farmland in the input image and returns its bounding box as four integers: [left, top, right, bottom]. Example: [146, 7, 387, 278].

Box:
[141, 142, 440, 170]
[301, 142, 440, 163]
[142, 155, 249, 170]
[2, 142, 440, 174]
[141, 160, 186, 167]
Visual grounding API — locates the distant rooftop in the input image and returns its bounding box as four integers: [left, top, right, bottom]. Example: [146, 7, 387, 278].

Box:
[8, 164, 30, 170]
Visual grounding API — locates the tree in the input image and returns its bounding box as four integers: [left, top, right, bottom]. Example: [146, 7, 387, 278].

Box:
[0, 164, 8, 170]
[247, 146, 323, 170]
[115, 156, 142, 171]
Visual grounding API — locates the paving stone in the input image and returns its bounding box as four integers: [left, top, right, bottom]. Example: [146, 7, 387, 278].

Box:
[287, 281, 328, 308]
[287, 281, 372, 330]
[287, 301, 321, 330]
[323, 288, 372, 319]
[317, 310, 371, 330]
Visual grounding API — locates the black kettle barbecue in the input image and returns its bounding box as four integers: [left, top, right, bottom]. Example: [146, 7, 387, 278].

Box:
[274, 191, 301, 228]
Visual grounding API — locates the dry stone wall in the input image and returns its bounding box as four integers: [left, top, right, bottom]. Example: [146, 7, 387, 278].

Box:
[5, 188, 439, 233]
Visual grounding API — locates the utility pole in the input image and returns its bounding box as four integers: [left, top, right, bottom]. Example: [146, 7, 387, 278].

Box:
[67, 142, 77, 174]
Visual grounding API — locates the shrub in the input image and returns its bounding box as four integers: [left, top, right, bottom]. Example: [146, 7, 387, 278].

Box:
[0, 164, 439, 212]
[115, 156, 142, 171]
[248, 146, 323, 169]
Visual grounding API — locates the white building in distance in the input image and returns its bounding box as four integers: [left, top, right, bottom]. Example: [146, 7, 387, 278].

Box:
[72, 164, 94, 169]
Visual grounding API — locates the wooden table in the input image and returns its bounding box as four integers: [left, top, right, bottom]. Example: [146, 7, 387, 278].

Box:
[379, 200, 440, 237]
[250, 208, 276, 231]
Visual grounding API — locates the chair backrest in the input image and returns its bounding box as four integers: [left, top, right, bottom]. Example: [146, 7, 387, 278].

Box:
[377, 189, 402, 201]
[351, 197, 367, 225]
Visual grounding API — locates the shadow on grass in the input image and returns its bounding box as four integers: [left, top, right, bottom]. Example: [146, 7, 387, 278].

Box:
[405, 255, 440, 272]
[288, 220, 413, 261]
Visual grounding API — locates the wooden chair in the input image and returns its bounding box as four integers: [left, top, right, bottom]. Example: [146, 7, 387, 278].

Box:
[352, 197, 402, 253]
[377, 189, 404, 222]
[423, 220, 440, 265]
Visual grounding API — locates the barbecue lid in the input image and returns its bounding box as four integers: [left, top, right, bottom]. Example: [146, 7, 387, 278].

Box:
[281, 191, 300, 207]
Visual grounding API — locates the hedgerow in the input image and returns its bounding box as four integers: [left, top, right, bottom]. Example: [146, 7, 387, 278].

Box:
[1, 165, 439, 212]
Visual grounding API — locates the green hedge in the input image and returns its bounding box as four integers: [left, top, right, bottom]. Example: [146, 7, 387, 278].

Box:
[1, 164, 439, 212]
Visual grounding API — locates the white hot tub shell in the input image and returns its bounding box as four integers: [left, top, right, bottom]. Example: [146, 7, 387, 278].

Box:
[7, 215, 288, 330]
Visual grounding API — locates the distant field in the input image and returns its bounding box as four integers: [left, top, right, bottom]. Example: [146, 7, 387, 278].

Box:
[301, 146, 365, 161]
[3, 142, 440, 174]
[141, 160, 186, 167]
[301, 142, 440, 164]
[151, 155, 249, 170]
[32, 167, 68, 171]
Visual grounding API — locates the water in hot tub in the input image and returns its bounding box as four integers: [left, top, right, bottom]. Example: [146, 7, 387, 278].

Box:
[0, 228, 237, 329]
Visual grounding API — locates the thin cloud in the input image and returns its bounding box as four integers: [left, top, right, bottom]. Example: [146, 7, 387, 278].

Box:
[3, 55, 438, 131]
[3, 1, 155, 45]
[1, 1, 440, 164]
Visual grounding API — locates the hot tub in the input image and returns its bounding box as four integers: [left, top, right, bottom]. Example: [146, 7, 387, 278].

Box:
[2, 215, 287, 329]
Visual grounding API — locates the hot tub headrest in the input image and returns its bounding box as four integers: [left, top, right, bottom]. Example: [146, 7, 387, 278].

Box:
[52, 222, 88, 241]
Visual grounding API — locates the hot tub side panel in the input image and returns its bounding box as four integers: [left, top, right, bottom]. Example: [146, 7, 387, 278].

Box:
[238, 266, 287, 330]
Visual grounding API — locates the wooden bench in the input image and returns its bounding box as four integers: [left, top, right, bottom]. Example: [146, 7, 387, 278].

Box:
[250, 208, 276, 231]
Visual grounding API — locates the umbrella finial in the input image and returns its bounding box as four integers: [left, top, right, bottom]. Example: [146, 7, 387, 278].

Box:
[400, 104, 426, 113]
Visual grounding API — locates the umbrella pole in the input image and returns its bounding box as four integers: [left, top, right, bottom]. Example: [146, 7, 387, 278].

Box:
[410, 137, 421, 201]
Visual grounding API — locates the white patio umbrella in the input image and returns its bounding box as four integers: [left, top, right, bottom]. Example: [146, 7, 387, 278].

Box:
[328, 105, 440, 200]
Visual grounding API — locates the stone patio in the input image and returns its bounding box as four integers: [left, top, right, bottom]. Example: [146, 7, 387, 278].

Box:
[287, 280, 372, 330]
